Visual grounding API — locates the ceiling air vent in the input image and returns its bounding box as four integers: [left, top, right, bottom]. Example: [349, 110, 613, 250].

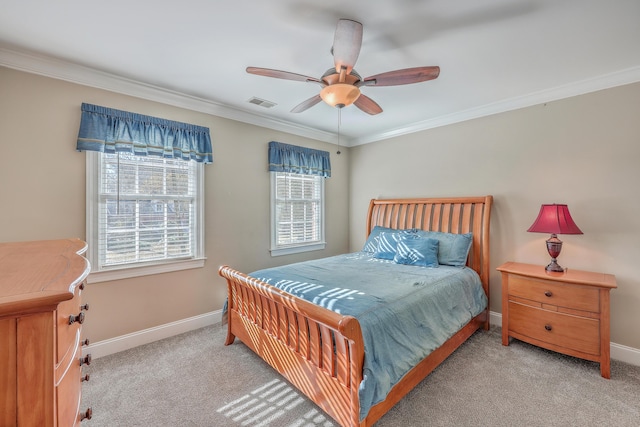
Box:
[247, 97, 277, 109]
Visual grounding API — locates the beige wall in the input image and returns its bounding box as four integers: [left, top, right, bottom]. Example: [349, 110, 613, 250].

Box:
[348, 82, 640, 350]
[0, 67, 350, 342]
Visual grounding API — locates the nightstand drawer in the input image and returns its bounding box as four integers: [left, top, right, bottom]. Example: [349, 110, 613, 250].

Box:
[509, 301, 600, 355]
[509, 275, 599, 312]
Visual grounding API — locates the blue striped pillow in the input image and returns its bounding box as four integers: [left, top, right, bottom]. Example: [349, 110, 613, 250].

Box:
[362, 226, 416, 253]
[373, 231, 405, 260]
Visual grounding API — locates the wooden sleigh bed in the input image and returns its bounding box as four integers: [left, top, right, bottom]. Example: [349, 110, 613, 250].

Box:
[218, 196, 493, 426]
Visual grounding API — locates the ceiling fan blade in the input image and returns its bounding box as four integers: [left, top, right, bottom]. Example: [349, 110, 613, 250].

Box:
[354, 94, 383, 115]
[246, 67, 322, 84]
[360, 66, 440, 87]
[332, 19, 363, 74]
[291, 95, 323, 113]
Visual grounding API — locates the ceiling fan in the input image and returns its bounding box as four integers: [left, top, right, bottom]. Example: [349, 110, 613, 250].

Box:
[246, 19, 440, 115]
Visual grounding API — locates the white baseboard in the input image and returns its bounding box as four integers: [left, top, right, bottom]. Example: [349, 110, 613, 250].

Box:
[84, 310, 222, 359]
[489, 310, 640, 367]
[85, 309, 640, 368]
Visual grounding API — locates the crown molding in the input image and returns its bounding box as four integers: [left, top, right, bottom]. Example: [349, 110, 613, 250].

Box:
[351, 65, 640, 146]
[2, 44, 639, 148]
[0, 44, 337, 144]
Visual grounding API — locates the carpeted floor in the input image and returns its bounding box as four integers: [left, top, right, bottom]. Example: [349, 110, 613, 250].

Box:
[80, 324, 640, 426]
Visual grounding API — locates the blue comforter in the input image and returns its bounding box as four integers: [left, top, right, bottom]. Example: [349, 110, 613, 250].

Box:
[250, 252, 487, 421]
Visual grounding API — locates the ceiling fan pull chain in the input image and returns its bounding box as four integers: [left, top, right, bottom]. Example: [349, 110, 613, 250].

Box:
[336, 108, 342, 155]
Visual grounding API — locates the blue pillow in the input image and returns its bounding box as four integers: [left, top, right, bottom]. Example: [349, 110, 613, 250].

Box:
[393, 236, 439, 267]
[362, 226, 416, 253]
[373, 231, 403, 260]
[415, 231, 473, 267]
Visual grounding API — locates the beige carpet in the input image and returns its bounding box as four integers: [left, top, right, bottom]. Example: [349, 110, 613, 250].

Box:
[80, 324, 640, 426]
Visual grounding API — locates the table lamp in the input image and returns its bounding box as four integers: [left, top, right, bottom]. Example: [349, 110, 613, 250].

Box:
[527, 204, 583, 272]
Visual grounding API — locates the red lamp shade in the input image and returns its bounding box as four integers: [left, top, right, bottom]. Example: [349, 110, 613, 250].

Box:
[527, 204, 583, 235]
[528, 204, 582, 272]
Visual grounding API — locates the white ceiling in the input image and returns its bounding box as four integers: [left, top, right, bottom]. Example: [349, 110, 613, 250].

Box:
[1, 0, 639, 146]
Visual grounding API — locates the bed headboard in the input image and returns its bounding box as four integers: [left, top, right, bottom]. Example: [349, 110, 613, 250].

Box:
[366, 196, 493, 297]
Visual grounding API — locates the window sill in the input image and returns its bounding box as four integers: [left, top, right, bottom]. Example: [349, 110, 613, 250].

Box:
[87, 258, 206, 284]
[270, 242, 326, 257]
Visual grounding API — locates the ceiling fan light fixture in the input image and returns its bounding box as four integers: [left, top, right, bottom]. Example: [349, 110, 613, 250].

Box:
[320, 84, 361, 108]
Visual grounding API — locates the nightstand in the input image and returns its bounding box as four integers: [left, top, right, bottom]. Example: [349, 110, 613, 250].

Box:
[497, 261, 617, 378]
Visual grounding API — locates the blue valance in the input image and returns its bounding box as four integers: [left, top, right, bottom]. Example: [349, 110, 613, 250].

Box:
[268, 141, 331, 177]
[76, 103, 213, 163]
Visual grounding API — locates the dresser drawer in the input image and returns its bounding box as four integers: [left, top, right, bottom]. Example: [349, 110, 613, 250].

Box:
[509, 301, 600, 355]
[508, 275, 599, 312]
[57, 282, 84, 364]
[57, 341, 83, 427]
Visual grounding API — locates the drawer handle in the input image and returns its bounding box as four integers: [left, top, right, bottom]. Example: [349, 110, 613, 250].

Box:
[80, 354, 92, 366]
[81, 374, 90, 382]
[80, 407, 93, 421]
[79, 282, 85, 291]
[80, 303, 90, 311]
[82, 338, 90, 347]
[544, 324, 552, 331]
[544, 291, 553, 297]
[69, 312, 85, 325]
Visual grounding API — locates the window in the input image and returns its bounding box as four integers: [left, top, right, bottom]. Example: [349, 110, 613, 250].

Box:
[270, 172, 325, 256]
[86, 151, 205, 282]
[266, 141, 330, 256]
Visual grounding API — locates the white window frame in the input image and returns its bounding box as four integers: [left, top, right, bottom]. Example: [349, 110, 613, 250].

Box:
[270, 172, 326, 256]
[85, 151, 205, 283]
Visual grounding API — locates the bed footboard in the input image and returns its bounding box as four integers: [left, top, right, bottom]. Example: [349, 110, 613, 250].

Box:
[219, 265, 365, 427]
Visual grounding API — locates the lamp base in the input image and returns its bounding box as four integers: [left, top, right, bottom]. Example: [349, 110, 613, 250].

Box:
[545, 234, 565, 272]
[545, 258, 564, 272]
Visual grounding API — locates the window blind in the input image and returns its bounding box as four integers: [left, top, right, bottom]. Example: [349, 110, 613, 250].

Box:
[97, 152, 200, 268]
[273, 172, 323, 247]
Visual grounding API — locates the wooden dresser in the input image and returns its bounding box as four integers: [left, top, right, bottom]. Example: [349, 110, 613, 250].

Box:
[0, 239, 93, 426]
[498, 261, 617, 378]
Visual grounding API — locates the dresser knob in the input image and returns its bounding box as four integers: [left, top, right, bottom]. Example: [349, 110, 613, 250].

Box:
[80, 407, 93, 421]
[69, 312, 85, 325]
[79, 282, 86, 291]
[544, 291, 553, 297]
[81, 374, 90, 382]
[80, 354, 92, 366]
[82, 338, 90, 346]
[80, 303, 90, 311]
[544, 324, 552, 331]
